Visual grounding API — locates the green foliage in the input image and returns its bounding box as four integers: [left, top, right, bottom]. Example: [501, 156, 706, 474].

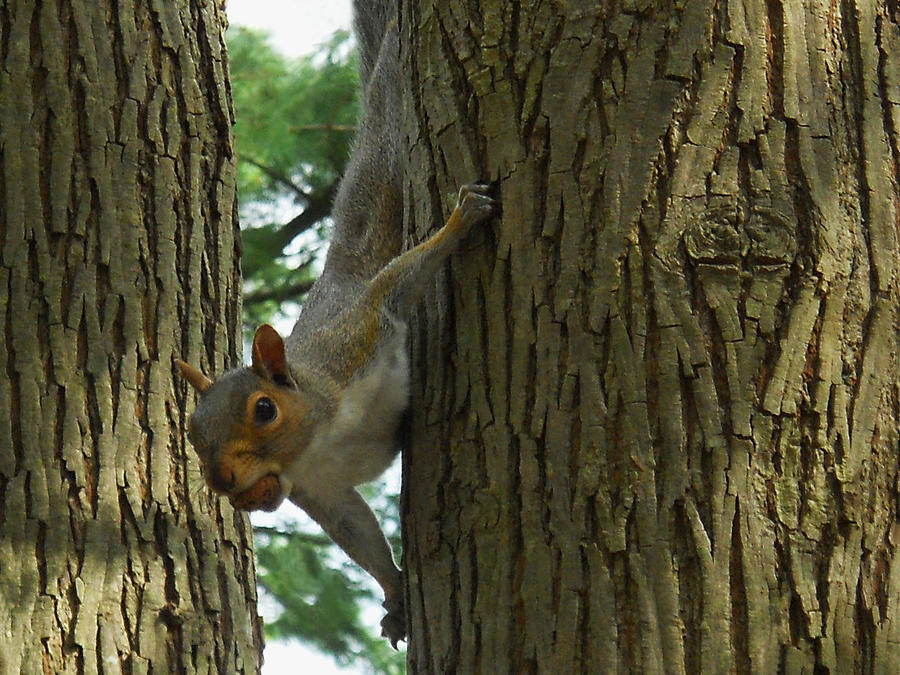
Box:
[228, 26, 360, 328]
[229, 26, 405, 674]
[255, 509, 404, 674]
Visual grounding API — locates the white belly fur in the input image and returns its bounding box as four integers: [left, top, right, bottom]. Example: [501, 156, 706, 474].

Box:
[283, 339, 409, 493]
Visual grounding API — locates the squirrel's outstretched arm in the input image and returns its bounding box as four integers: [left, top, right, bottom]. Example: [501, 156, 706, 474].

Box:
[291, 486, 405, 646]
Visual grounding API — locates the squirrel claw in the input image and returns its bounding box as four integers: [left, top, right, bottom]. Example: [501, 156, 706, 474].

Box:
[381, 597, 407, 648]
[457, 182, 500, 223]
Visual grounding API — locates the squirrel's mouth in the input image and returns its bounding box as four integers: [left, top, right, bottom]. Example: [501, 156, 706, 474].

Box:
[229, 474, 284, 512]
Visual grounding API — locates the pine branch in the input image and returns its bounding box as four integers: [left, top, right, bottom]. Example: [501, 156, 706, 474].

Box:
[288, 123, 357, 133]
[252, 525, 332, 547]
[243, 278, 317, 306]
[242, 156, 310, 200]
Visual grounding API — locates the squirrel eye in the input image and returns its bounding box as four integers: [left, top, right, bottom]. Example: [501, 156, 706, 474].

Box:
[254, 397, 278, 425]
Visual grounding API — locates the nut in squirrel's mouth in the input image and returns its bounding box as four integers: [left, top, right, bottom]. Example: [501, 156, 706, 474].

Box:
[229, 474, 284, 512]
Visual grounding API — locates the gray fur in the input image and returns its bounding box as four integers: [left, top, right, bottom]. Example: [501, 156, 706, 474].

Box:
[289, 0, 400, 354]
[188, 369, 260, 465]
[352, 0, 395, 87]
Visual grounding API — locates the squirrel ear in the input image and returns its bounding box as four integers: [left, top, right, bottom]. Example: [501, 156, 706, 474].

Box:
[175, 359, 213, 393]
[251, 324, 291, 383]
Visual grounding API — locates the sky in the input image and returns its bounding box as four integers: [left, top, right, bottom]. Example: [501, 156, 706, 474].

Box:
[226, 0, 352, 59]
[223, 3, 372, 674]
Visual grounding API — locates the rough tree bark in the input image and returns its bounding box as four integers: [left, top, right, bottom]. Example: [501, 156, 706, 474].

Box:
[401, 0, 900, 672]
[0, 1, 261, 672]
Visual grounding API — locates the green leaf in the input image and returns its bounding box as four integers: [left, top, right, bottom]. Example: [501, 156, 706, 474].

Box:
[254, 520, 405, 674]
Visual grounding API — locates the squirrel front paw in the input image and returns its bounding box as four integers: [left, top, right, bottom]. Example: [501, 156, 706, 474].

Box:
[380, 596, 407, 649]
[456, 182, 500, 225]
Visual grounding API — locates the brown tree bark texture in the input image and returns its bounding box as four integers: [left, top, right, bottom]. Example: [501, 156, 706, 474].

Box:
[0, 1, 261, 672]
[401, 0, 900, 672]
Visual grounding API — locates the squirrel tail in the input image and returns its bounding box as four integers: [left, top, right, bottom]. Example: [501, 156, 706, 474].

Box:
[328, 0, 401, 281]
[290, 1, 402, 335]
[353, 0, 395, 88]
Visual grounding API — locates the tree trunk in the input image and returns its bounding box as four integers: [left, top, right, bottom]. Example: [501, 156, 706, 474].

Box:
[0, 1, 261, 672]
[401, 0, 900, 672]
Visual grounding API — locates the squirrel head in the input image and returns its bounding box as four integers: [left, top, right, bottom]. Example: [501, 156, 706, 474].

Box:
[176, 324, 316, 512]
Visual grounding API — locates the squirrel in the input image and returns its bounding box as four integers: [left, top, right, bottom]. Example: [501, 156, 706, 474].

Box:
[175, 0, 498, 648]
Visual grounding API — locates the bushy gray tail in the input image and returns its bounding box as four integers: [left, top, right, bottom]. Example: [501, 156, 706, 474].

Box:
[353, 0, 395, 87]
[328, 0, 400, 281]
[290, 0, 401, 335]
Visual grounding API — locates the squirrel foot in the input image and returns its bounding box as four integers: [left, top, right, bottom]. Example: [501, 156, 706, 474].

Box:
[381, 596, 407, 649]
[456, 183, 500, 225]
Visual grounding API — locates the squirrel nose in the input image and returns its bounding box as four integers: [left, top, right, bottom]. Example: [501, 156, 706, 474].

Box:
[206, 462, 236, 493]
